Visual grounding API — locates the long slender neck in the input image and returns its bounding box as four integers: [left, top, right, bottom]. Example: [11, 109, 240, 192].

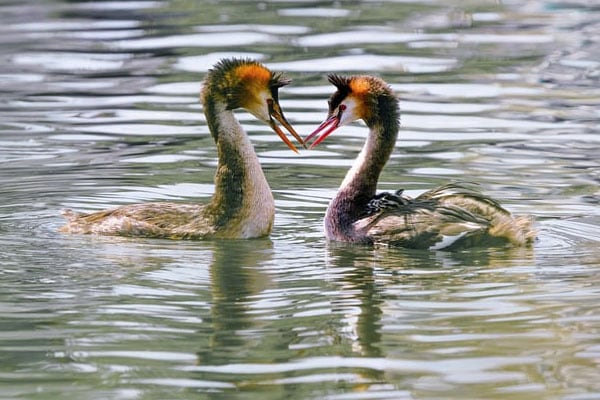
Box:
[203, 95, 274, 236]
[325, 96, 399, 241]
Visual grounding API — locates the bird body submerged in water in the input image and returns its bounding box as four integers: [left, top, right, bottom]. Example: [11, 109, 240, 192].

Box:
[60, 58, 304, 240]
[306, 74, 535, 250]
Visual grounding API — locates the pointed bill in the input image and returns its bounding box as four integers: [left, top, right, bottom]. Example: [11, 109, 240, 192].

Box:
[305, 114, 340, 149]
[268, 100, 306, 153]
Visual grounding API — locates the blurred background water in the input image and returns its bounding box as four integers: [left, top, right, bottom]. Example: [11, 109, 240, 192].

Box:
[1, 0, 599, 399]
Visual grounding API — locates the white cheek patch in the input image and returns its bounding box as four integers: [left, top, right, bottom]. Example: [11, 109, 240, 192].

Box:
[247, 90, 271, 122]
[339, 98, 360, 126]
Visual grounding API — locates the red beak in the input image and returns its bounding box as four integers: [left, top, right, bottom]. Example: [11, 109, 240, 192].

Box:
[305, 114, 341, 149]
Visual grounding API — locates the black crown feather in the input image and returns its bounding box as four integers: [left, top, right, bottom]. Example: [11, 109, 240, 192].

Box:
[327, 74, 351, 90]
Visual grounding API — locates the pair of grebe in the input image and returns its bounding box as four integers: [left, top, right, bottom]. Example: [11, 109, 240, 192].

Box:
[61, 58, 535, 249]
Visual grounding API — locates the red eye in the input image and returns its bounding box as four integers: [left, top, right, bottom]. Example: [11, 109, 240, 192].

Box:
[339, 104, 347, 111]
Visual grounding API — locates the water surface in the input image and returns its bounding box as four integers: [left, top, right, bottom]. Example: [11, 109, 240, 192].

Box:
[1, 0, 600, 399]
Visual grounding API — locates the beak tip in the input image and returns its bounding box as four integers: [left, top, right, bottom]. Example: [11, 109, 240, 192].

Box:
[269, 107, 304, 153]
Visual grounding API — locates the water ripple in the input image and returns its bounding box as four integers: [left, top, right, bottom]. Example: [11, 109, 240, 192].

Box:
[113, 32, 277, 50]
[268, 54, 457, 74]
[2, 0, 600, 399]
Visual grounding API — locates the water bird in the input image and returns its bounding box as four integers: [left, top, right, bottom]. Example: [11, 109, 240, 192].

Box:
[306, 74, 535, 249]
[60, 58, 304, 239]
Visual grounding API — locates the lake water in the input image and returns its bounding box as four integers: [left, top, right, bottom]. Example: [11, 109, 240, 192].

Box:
[1, 0, 600, 399]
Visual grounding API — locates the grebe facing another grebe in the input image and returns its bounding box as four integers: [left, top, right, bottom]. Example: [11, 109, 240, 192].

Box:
[306, 74, 535, 250]
[60, 58, 304, 240]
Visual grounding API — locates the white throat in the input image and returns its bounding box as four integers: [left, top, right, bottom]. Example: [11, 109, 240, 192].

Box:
[214, 105, 275, 238]
[339, 129, 374, 190]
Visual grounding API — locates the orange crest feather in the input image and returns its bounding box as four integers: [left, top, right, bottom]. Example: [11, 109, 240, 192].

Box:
[349, 78, 371, 97]
[236, 64, 271, 86]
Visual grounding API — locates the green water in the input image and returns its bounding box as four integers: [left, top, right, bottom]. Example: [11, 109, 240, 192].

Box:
[1, 0, 600, 399]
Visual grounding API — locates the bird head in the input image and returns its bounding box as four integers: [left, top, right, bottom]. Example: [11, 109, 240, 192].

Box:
[305, 74, 395, 149]
[204, 58, 305, 152]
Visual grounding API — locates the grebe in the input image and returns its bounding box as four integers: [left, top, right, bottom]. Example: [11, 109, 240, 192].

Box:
[60, 58, 304, 240]
[306, 74, 535, 249]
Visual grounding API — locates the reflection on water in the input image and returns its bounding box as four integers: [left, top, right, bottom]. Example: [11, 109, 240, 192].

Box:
[1, 0, 600, 399]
